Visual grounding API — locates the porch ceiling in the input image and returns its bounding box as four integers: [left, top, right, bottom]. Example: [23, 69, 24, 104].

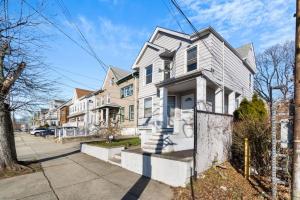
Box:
[166, 79, 196, 93]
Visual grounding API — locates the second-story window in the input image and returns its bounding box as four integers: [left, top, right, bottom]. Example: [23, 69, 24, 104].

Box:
[187, 46, 197, 72]
[249, 73, 252, 89]
[145, 65, 153, 84]
[164, 60, 171, 80]
[121, 84, 133, 98]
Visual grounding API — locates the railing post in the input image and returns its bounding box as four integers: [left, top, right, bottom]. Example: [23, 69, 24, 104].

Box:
[244, 137, 250, 179]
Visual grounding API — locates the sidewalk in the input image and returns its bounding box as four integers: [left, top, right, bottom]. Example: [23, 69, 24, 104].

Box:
[0, 133, 173, 200]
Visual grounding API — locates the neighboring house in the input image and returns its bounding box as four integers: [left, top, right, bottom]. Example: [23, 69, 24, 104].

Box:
[132, 26, 256, 153]
[91, 66, 139, 135]
[32, 108, 49, 128]
[275, 99, 293, 149]
[45, 100, 66, 127]
[57, 99, 71, 126]
[63, 88, 95, 131]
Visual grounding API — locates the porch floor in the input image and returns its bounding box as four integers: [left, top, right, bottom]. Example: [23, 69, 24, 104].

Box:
[122, 148, 193, 162]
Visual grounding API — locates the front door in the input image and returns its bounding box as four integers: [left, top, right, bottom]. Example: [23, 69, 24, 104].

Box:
[181, 94, 194, 137]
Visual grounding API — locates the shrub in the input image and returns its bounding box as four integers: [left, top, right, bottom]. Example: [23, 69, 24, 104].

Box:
[232, 94, 271, 175]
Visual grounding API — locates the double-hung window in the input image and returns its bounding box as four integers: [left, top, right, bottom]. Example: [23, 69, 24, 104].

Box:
[120, 84, 133, 98]
[144, 97, 152, 118]
[187, 46, 197, 72]
[145, 65, 153, 84]
[119, 107, 125, 123]
[129, 105, 134, 121]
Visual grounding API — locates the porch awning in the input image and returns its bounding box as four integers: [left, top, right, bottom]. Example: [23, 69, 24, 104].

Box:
[159, 50, 175, 61]
[97, 103, 120, 109]
[67, 111, 85, 118]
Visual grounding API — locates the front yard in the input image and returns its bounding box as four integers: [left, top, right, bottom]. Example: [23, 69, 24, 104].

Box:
[88, 137, 141, 148]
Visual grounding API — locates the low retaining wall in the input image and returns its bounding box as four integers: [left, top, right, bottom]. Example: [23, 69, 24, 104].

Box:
[196, 111, 233, 174]
[81, 144, 124, 162]
[121, 150, 193, 187]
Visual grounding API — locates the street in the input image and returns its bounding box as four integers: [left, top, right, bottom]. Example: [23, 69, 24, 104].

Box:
[0, 133, 173, 200]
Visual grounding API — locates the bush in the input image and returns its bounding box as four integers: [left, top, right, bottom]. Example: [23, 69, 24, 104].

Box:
[232, 94, 271, 175]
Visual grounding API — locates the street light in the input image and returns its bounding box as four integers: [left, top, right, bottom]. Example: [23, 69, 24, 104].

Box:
[270, 85, 286, 200]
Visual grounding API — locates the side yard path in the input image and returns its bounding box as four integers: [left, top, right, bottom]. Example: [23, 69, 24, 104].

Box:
[0, 133, 173, 200]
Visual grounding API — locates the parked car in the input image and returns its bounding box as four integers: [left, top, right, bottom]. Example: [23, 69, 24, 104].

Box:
[30, 128, 48, 136]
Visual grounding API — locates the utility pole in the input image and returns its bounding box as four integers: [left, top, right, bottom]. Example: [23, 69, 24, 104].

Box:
[293, 0, 300, 199]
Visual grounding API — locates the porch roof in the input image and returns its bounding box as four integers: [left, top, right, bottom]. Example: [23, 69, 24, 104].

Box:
[156, 69, 203, 88]
[97, 103, 120, 109]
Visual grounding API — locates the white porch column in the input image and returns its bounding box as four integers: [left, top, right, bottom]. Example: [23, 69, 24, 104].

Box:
[158, 87, 168, 131]
[228, 91, 236, 115]
[105, 108, 109, 127]
[215, 87, 223, 113]
[196, 76, 207, 111]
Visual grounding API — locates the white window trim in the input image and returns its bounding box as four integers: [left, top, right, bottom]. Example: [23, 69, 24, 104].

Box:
[184, 44, 199, 73]
[145, 64, 153, 85]
[129, 105, 134, 121]
[143, 97, 153, 118]
[167, 95, 177, 128]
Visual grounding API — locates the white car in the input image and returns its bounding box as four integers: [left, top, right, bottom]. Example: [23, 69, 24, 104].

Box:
[30, 128, 47, 136]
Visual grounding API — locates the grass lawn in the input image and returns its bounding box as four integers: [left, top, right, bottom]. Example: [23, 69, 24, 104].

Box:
[89, 137, 141, 148]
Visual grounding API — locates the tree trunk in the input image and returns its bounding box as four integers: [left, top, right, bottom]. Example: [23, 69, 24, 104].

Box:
[0, 101, 18, 170]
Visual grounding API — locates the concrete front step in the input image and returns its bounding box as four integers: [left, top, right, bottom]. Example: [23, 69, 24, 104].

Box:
[108, 157, 121, 167]
[113, 153, 121, 160]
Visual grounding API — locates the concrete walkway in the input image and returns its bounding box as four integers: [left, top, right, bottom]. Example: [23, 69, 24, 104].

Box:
[0, 133, 173, 200]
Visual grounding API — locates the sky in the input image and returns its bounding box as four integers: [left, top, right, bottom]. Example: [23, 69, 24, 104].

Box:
[11, 0, 295, 111]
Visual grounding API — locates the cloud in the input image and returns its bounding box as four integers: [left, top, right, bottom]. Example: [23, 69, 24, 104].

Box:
[177, 0, 295, 51]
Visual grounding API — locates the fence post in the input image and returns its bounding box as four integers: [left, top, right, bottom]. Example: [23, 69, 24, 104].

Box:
[244, 137, 250, 179]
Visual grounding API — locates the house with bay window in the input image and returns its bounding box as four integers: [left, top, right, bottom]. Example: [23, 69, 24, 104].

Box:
[132, 26, 256, 153]
[91, 66, 139, 135]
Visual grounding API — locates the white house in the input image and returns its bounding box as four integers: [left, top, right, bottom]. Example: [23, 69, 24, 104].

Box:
[132, 27, 256, 153]
[45, 100, 65, 126]
[63, 88, 96, 133]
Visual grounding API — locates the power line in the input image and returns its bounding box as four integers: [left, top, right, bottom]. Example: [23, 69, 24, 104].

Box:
[54, 0, 108, 72]
[51, 66, 103, 82]
[48, 66, 98, 91]
[161, 0, 185, 33]
[169, 0, 252, 94]
[23, 0, 108, 72]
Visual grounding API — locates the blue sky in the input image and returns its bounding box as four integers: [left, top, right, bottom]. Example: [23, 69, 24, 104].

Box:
[14, 0, 296, 102]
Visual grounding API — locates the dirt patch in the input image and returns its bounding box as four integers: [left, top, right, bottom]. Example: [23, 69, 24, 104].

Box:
[0, 162, 42, 180]
[173, 162, 265, 200]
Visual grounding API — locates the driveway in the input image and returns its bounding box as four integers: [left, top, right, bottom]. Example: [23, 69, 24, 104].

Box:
[0, 133, 173, 200]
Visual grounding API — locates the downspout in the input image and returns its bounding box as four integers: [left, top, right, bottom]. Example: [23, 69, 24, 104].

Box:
[133, 72, 139, 135]
[222, 41, 225, 113]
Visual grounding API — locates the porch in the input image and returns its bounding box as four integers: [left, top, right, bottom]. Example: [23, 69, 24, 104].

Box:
[142, 73, 239, 153]
[94, 103, 120, 128]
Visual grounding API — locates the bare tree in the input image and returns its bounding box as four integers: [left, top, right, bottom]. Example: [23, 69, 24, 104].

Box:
[254, 41, 295, 102]
[0, 1, 55, 171]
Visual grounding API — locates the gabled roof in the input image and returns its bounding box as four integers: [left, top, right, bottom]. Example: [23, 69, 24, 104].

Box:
[132, 42, 166, 69]
[235, 43, 252, 59]
[110, 66, 131, 81]
[75, 88, 94, 99]
[149, 27, 190, 43]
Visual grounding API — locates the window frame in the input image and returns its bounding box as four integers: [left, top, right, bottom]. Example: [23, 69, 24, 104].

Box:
[119, 107, 125, 123]
[129, 105, 134, 121]
[145, 65, 153, 84]
[120, 84, 133, 98]
[186, 45, 198, 72]
[144, 97, 152, 118]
